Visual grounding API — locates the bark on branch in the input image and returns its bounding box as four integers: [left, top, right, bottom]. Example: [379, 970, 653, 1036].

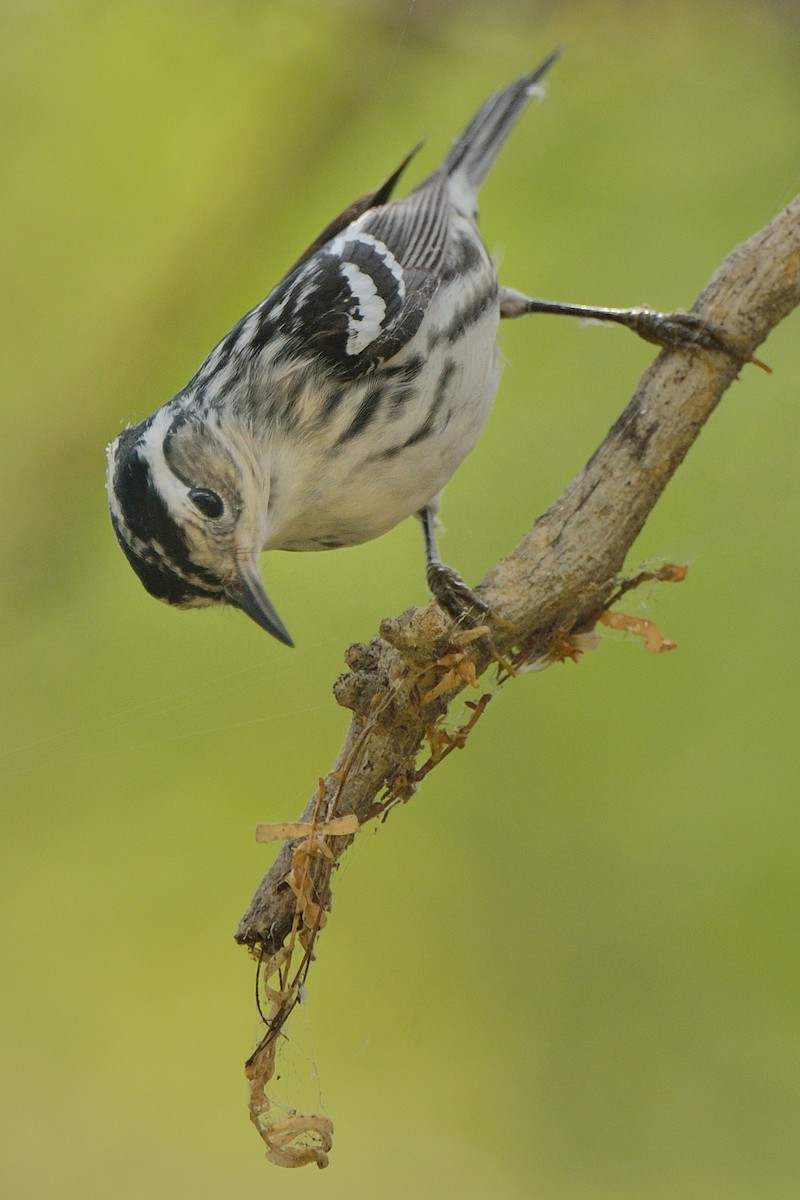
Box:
[236, 195, 800, 955]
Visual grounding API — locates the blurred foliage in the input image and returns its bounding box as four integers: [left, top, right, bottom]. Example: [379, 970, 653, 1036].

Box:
[2, 0, 799, 1196]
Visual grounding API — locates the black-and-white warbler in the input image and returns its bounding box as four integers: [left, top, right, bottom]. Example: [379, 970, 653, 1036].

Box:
[107, 50, 741, 646]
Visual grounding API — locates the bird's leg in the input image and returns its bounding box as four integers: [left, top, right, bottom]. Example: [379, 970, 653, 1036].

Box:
[498, 286, 770, 370]
[418, 505, 488, 620]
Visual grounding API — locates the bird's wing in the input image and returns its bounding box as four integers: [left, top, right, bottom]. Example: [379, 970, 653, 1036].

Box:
[252, 171, 451, 380]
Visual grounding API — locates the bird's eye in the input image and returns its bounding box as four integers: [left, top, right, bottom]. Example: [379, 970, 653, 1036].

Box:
[189, 488, 224, 519]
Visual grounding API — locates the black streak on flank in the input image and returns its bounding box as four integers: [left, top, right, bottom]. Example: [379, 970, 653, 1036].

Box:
[444, 285, 497, 344]
[429, 357, 457, 421]
[398, 416, 434, 452]
[336, 382, 385, 445]
[440, 233, 484, 284]
[382, 352, 425, 415]
[428, 284, 498, 351]
[381, 352, 425, 383]
[318, 384, 348, 424]
[379, 357, 456, 460]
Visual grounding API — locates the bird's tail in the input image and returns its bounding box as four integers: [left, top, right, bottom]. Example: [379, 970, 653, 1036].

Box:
[442, 48, 561, 197]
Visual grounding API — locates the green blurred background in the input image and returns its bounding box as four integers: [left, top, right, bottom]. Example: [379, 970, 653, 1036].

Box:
[2, 1, 799, 1196]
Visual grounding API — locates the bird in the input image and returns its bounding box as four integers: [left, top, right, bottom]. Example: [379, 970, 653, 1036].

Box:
[106, 49, 742, 647]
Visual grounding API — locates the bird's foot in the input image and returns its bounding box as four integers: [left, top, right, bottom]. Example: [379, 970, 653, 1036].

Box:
[426, 561, 488, 623]
[619, 308, 771, 372]
[498, 288, 770, 372]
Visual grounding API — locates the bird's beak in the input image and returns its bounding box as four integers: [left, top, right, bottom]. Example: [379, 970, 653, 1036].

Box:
[227, 558, 294, 646]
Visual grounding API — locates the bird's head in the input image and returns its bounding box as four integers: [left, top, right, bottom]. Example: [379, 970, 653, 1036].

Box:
[106, 404, 293, 645]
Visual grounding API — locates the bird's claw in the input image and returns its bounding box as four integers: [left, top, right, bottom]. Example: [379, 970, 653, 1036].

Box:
[426, 561, 488, 622]
[628, 308, 771, 372]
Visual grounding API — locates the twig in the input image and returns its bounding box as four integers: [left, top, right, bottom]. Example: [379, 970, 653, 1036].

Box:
[237, 196, 799, 954]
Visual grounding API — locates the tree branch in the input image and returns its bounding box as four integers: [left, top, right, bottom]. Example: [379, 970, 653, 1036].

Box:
[236, 195, 800, 955]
